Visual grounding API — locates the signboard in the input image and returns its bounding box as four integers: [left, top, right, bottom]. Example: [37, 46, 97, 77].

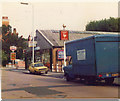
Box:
[77, 49, 86, 60]
[10, 46, 17, 52]
[23, 49, 26, 53]
[57, 50, 64, 60]
[60, 30, 69, 40]
[28, 41, 37, 47]
[35, 46, 40, 50]
[10, 52, 16, 60]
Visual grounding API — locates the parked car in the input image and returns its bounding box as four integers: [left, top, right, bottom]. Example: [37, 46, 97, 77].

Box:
[28, 62, 49, 74]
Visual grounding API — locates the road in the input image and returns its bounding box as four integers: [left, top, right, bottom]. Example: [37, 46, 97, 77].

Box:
[1, 68, 119, 99]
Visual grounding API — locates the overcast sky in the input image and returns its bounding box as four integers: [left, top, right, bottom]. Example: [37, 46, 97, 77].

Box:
[0, 0, 118, 38]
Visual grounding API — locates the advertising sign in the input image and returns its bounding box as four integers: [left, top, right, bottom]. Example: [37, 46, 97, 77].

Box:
[77, 49, 86, 60]
[57, 50, 64, 60]
[10, 52, 16, 60]
[60, 30, 69, 40]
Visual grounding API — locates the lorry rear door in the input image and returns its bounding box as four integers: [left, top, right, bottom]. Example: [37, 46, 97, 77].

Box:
[95, 41, 119, 76]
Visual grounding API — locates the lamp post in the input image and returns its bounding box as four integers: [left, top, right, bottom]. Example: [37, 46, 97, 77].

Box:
[20, 2, 35, 64]
[63, 24, 67, 66]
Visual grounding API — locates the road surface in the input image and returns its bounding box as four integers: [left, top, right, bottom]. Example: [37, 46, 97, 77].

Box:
[1, 68, 119, 99]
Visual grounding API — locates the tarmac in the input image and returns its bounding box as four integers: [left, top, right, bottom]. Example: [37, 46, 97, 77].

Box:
[0, 66, 65, 79]
[1, 66, 120, 84]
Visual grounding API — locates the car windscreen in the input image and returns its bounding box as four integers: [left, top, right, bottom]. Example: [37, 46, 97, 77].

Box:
[34, 63, 44, 67]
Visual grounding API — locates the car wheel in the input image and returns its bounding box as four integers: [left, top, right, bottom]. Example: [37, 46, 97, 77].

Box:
[45, 71, 48, 74]
[34, 71, 38, 75]
[29, 70, 32, 74]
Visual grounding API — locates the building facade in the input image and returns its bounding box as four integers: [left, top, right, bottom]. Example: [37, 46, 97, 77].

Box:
[35, 30, 96, 72]
[25, 30, 117, 72]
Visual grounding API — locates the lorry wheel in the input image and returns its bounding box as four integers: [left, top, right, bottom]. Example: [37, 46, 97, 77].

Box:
[85, 78, 96, 85]
[65, 74, 71, 82]
[105, 78, 114, 84]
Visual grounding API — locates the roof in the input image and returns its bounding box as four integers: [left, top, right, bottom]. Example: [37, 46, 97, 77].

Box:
[94, 34, 120, 38]
[66, 34, 120, 44]
[36, 30, 119, 47]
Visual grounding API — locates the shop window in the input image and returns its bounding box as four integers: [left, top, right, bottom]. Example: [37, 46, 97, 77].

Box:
[42, 49, 50, 68]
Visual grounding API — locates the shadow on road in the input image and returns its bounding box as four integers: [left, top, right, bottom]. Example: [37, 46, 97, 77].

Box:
[2, 84, 79, 98]
[23, 71, 120, 87]
[73, 79, 120, 87]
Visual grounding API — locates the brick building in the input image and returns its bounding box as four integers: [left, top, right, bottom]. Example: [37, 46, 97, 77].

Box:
[2, 16, 9, 26]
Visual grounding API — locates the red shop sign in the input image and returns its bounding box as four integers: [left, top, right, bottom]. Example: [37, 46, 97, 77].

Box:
[60, 30, 69, 40]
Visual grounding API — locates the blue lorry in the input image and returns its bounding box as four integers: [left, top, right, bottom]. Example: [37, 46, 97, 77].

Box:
[63, 34, 120, 84]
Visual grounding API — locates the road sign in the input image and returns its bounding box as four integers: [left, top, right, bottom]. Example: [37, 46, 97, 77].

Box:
[28, 41, 37, 47]
[60, 30, 69, 40]
[10, 46, 17, 52]
[10, 52, 16, 60]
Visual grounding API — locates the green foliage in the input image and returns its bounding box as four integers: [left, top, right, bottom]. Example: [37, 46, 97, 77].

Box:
[2, 25, 27, 66]
[2, 51, 8, 66]
[86, 17, 119, 32]
[2, 25, 12, 34]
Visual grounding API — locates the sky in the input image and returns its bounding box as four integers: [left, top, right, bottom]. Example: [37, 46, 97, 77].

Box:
[0, 0, 119, 38]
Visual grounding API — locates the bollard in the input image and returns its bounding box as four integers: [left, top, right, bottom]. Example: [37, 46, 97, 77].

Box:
[62, 65, 64, 73]
[57, 64, 59, 72]
[52, 64, 55, 72]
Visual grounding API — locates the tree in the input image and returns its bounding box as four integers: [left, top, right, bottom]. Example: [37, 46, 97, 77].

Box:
[2, 25, 27, 66]
[2, 51, 8, 66]
[86, 17, 119, 32]
[118, 18, 120, 32]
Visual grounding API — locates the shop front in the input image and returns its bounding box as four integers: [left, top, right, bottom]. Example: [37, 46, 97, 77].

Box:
[35, 49, 52, 71]
[34, 47, 64, 72]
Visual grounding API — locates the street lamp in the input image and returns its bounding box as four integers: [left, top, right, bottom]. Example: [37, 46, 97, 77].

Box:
[20, 2, 28, 5]
[63, 24, 67, 67]
[20, 2, 35, 64]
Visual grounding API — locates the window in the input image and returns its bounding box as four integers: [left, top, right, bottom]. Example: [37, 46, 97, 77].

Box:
[34, 63, 44, 67]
